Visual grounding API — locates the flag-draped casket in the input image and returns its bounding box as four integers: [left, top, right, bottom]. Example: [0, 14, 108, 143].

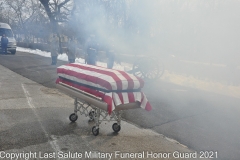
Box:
[56, 63, 152, 114]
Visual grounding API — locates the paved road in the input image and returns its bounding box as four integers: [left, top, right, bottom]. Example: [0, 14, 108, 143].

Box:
[0, 62, 200, 160]
[0, 51, 240, 160]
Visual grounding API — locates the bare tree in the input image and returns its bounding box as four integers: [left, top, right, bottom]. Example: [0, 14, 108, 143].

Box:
[2, 0, 48, 42]
[39, 0, 73, 32]
[39, 0, 73, 52]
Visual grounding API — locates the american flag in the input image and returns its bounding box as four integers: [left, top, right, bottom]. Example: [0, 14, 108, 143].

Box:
[57, 63, 152, 114]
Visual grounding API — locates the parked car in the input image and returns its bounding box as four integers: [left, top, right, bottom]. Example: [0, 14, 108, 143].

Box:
[0, 22, 17, 54]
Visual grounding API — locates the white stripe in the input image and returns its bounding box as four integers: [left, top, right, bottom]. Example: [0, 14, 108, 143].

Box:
[113, 93, 122, 106]
[88, 66, 129, 90]
[111, 72, 128, 90]
[128, 74, 141, 89]
[59, 64, 142, 90]
[112, 100, 115, 111]
[58, 73, 108, 91]
[140, 93, 148, 109]
[110, 70, 128, 90]
[59, 65, 117, 90]
[122, 93, 130, 104]
[79, 65, 129, 89]
[133, 92, 141, 102]
[132, 92, 137, 101]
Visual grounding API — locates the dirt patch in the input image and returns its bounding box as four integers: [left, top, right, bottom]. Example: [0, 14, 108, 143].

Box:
[40, 87, 65, 96]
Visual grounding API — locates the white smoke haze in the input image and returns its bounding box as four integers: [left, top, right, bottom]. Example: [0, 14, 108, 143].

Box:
[68, 0, 240, 87]
[72, 0, 239, 58]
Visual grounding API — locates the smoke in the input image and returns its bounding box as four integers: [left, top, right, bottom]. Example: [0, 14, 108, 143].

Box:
[71, 0, 154, 55]
[70, 0, 240, 86]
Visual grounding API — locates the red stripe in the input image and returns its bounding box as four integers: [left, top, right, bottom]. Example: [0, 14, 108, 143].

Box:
[58, 78, 113, 114]
[58, 63, 145, 90]
[58, 78, 152, 112]
[145, 102, 152, 111]
[117, 93, 124, 104]
[56, 78, 60, 84]
[67, 63, 123, 90]
[57, 77, 152, 113]
[128, 92, 135, 103]
[103, 95, 113, 114]
[57, 67, 65, 74]
[59, 68, 113, 90]
[118, 71, 135, 90]
[57, 78, 105, 98]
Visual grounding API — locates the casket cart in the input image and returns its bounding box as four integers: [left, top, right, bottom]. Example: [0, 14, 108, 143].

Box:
[128, 56, 164, 82]
[56, 63, 152, 136]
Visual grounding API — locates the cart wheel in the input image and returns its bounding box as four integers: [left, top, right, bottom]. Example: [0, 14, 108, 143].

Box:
[132, 59, 145, 79]
[112, 123, 121, 133]
[132, 57, 164, 81]
[89, 111, 95, 119]
[92, 126, 99, 136]
[69, 113, 78, 122]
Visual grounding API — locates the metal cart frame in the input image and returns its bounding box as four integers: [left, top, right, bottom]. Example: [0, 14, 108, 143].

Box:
[56, 82, 140, 136]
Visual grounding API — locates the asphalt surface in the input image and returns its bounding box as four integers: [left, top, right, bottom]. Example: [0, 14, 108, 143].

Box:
[0, 62, 201, 160]
[0, 50, 240, 160]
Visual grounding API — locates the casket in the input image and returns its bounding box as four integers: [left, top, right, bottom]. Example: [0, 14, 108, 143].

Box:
[56, 63, 152, 114]
[57, 63, 144, 92]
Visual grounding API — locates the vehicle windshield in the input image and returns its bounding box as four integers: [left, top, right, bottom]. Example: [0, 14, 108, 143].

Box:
[0, 28, 13, 37]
